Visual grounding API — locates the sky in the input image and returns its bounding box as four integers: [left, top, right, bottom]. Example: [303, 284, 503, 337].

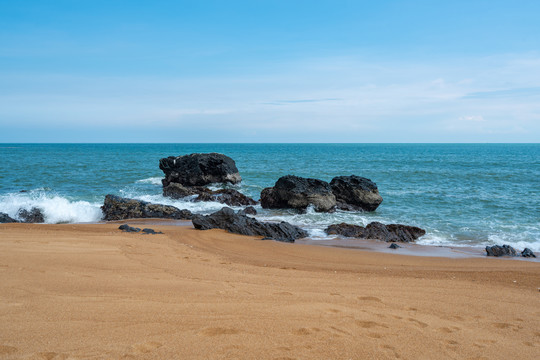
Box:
[1, 0, 539, 142]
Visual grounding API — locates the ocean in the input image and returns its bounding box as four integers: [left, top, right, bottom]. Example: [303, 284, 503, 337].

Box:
[1, 143, 538, 251]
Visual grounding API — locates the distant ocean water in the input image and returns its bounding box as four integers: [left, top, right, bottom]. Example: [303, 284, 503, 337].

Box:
[1, 143, 539, 251]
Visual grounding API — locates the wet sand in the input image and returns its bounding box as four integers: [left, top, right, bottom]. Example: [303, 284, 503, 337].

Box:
[0, 222, 539, 359]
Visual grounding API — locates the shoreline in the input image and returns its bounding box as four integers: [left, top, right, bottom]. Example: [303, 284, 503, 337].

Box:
[0, 222, 539, 359]
[95, 218, 538, 261]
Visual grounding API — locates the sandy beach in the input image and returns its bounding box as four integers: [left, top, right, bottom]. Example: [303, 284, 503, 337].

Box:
[0, 222, 539, 359]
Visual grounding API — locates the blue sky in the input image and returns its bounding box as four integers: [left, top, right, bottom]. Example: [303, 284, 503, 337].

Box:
[1, 0, 539, 142]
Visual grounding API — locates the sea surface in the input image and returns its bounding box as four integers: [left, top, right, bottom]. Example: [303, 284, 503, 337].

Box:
[1, 144, 538, 251]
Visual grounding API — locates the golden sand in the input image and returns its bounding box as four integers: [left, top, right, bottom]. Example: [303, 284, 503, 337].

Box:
[0, 222, 538, 359]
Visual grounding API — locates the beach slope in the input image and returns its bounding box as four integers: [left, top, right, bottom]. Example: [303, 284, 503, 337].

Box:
[0, 223, 538, 359]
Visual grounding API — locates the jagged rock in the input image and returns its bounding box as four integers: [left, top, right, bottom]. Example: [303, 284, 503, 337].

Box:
[521, 248, 536, 258]
[159, 153, 241, 187]
[485, 245, 518, 257]
[260, 175, 336, 212]
[194, 188, 257, 206]
[325, 221, 425, 243]
[237, 206, 257, 215]
[102, 195, 193, 221]
[389, 243, 401, 249]
[163, 183, 200, 198]
[192, 207, 308, 243]
[119, 224, 141, 232]
[325, 223, 364, 237]
[142, 228, 163, 235]
[163, 182, 257, 207]
[330, 175, 383, 212]
[17, 207, 45, 223]
[0, 212, 19, 223]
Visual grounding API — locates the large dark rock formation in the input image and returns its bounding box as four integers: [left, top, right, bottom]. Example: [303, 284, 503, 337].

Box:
[0, 212, 19, 223]
[260, 175, 336, 212]
[17, 207, 45, 223]
[485, 245, 517, 257]
[330, 175, 383, 212]
[159, 153, 241, 187]
[192, 207, 308, 243]
[325, 222, 426, 243]
[101, 195, 193, 221]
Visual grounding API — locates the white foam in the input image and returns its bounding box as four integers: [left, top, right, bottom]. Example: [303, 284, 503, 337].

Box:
[136, 177, 163, 185]
[0, 191, 102, 224]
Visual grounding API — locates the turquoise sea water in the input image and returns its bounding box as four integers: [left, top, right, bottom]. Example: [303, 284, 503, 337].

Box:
[0, 144, 538, 251]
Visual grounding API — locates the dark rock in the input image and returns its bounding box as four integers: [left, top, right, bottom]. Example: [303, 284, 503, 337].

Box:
[159, 153, 241, 187]
[162, 183, 200, 199]
[260, 175, 336, 212]
[17, 207, 45, 223]
[237, 206, 257, 216]
[485, 244, 518, 257]
[119, 224, 141, 232]
[325, 223, 364, 237]
[102, 195, 193, 221]
[163, 182, 257, 207]
[194, 188, 257, 207]
[142, 228, 163, 235]
[389, 243, 401, 249]
[324, 221, 425, 243]
[521, 248, 536, 258]
[192, 207, 308, 243]
[330, 175, 383, 212]
[0, 212, 19, 223]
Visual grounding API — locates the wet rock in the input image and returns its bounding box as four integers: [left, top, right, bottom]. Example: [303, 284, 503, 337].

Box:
[119, 224, 141, 232]
[260, 175, 336, 212]
[163, 183, 257, 207]
[324, 221, 425, 243]
[142, 228, 163, 235]
[162, 183, 200, 199]
[485, 244, 518, 257]
[237, 206, 257, 216]
[192, 207, 308, 243]
[159, 153, 241, 187]
[102, 195, 193, 221]
[330, 175, 383, 212]
[389, 243, 401, 249]
[194, 188, 257, 207]
[17, 207, 45, 223]
[521, 248, 536, 258]
[325, 223, 364, 237]
[0, 212, 19, 223]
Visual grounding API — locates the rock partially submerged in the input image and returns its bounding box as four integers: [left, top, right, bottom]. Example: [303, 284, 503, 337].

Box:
[485, 245, 517, 257]
[237, 206, 257, 216]
[192, 207, 308, 243]
[163, 183, 257, 206]
[325, 222, 426, 243]
[521, 248, 536, 258]
[389, 243, 401, 249]
[102, 195, 193, 221]
[160, 153, 241, 187]
[330, 175, 383, 212]
[17, 207, 45, 223]
[0, 212, 19, 223]
[261, 175, 336, 212]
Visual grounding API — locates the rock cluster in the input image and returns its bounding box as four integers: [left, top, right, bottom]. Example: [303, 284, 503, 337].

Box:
[118, 224, 163, 234]
[160, 153, 258, 208]
[101, 195, 192, 221]
[192, 207, 308, 243]
[1, 208, 45, 223]
[260, 175, 382, 213]
[485, 245, 536, 258]
[325, 222, 426, 243]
